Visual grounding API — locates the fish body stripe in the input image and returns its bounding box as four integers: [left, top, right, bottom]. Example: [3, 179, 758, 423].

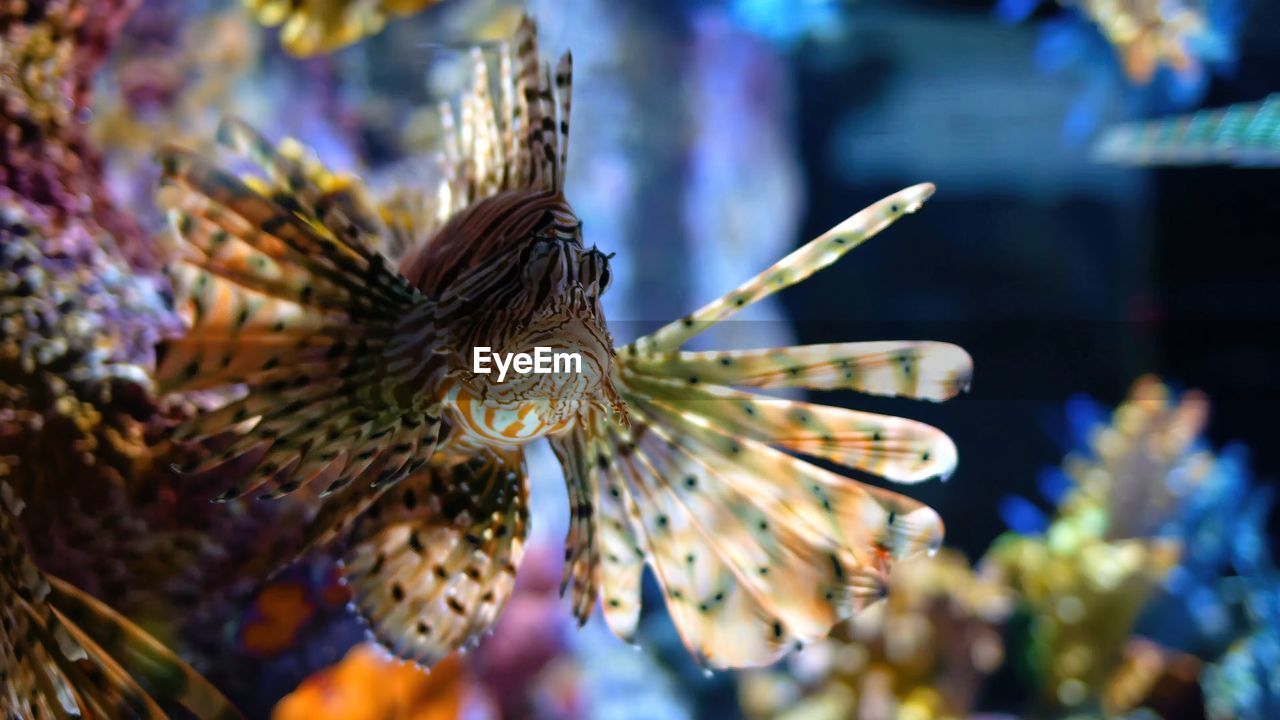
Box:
[401, 189, 579, 297]
[444, 383, 574, 449]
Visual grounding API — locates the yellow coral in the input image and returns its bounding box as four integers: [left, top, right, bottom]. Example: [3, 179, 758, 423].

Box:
[742, 551, 1012, 720]
[246, 0, 443, 56]
[1068, 0, 1210, 83]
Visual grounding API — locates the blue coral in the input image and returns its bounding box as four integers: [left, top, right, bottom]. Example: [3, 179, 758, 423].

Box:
[996, 0, 1247, 142]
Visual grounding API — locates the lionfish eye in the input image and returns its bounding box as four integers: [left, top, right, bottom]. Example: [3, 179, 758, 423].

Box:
[581, 247, 612, 295]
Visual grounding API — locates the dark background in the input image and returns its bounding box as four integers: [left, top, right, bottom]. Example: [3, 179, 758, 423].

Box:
[769, 0, 1280, 559]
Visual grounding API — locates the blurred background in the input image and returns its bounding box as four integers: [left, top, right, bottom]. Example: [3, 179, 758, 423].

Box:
[5, 0, 1280, 717]
[92, 0, 1280, 555]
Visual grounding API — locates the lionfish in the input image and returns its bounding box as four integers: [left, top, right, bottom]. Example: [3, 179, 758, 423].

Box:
[153, 17, 971, 670]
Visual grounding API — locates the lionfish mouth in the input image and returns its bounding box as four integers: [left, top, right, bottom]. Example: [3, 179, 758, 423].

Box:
[464, 311, 625, 427]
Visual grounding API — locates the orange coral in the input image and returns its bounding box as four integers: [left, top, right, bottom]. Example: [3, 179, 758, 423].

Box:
[274, 644, 469, 720]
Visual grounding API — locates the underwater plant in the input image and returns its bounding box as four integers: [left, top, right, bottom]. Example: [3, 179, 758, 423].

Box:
[986, 377, 1199, 716]
[152, 14, 970, 673]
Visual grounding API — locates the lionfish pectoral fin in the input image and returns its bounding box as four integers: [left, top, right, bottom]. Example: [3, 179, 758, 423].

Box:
[155, 121, 451, 509]
[44, 576, 244, 720]
[624, 340, 972, 404]
[339, 450, 529, 666]
[549, 185, 956, 668]
[576, 386, 942, 669]
[627, 184, 936, 356]
[549, 428, 602, 625]
[623, 372, 959, 484]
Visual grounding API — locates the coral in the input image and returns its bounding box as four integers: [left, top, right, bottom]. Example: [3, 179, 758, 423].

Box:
[0, 0, 149, 265]
[741, 552, 1012, 720]
[986, 377, 1206, 715]
[273, 644, 470, 720]
[0, 198, 306, 662]
[246, 0, 443, 56]
[996, 0, 1244, 140]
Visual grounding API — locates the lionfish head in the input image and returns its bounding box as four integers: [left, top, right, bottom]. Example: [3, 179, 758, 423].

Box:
[469, 231, 626, 426]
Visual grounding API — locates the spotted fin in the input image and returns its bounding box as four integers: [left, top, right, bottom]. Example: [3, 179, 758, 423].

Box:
[155, 122, 451, 504]
[629, 183, 936, 355]
[553, 186, 957, 668]
[559, 404, 940, 669]
[623, 372, 958, 484]
[339, 451, 529, 666]
[624, 340, 972, 402]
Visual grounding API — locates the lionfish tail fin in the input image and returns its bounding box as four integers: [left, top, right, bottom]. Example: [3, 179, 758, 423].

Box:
[552, 186, 962, 668]
[338, 452, 530, 666]
[154, 123, 448, 510]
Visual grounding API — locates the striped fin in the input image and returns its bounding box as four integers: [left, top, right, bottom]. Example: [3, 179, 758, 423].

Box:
[340, 451, 529, 666]
[549, 427, 601, 625]
[1, 486, 241, 719]
[629, 183, 936, 356]
[45, 577, 242, 720]
[1094, 94, 1280, 168]
[405, 15, 573, 257]
[624, 341, 972, 402]
[215, 118, 388, 248]
[16, 606, 161, 720]
[426, 15, 564, 197]
[290, 418, 441, 562]
[155, 123, 451, 505]
[514, 17, 552, 191]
